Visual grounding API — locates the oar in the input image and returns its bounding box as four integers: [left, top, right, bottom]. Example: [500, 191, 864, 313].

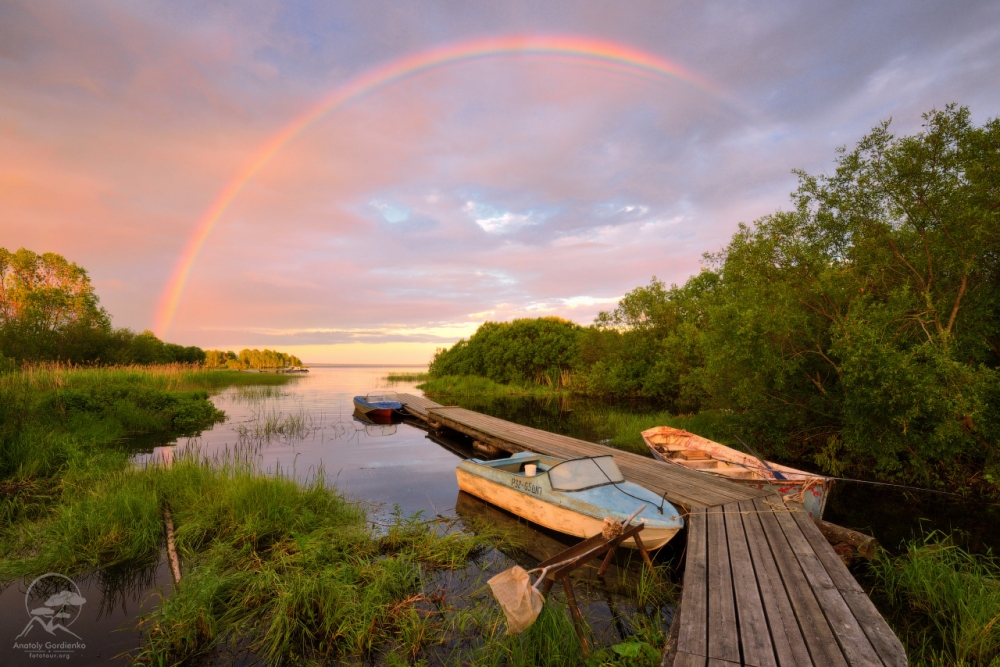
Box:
[733, 434, 787, 481]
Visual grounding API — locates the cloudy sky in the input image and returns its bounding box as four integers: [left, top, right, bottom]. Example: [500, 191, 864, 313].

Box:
[2, 1, 998, 363]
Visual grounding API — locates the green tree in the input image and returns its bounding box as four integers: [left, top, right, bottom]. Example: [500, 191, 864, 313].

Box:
[0, 248, 110, 360]
[0, 248, 207, 366]
[431, 317, 581, 385]
[699, 105, 999, 482]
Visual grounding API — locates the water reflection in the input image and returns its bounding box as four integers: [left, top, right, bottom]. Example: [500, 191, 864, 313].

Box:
[0, 560, 172, 667]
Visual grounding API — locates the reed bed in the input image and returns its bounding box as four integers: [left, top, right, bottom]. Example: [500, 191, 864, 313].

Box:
[871, 533, 1000, 666]
[0, 363, 295, 398]
[234, 407, 321, 443]
[418, 375, 568, 398]
[385, 371, 430, 382]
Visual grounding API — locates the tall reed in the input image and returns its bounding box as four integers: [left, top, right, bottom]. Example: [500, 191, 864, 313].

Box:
[871, 532, 1000, 666]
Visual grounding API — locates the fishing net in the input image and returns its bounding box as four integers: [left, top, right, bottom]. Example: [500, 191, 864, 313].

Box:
[487, 566, 545, 634]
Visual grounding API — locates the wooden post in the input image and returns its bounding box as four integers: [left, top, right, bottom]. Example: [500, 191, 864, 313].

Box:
[163, 506, 182, 583]
[813, 518, 878, 559]
[633, 534, 655, 570]
[597, 546, 617, 577]
[562, 577, 590, 658]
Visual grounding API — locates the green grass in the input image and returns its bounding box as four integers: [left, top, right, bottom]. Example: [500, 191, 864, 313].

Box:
[0, 364, 297, 542]
[871, 533, 1000, 666]
[1, 447, 508, 665]
[385, 371, 430, 382]
[418, 375, 567, 397]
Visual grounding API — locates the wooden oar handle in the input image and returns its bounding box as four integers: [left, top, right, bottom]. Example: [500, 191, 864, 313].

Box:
[622, 504, 647, 527]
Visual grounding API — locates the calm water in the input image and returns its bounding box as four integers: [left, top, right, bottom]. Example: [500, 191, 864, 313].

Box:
[3, 366, 995, 664]
[139, 366, 466, 519]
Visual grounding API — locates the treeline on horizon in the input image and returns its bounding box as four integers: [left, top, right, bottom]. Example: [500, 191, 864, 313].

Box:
[430, 105, 1000, 489]
[203, 348, 303, 369]
[0, 248, 301, 370]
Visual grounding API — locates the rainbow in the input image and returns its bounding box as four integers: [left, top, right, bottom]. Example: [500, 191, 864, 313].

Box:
[153, 35, 724, 337]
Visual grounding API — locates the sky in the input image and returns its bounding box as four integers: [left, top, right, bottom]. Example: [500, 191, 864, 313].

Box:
[2, 1, 998, 364]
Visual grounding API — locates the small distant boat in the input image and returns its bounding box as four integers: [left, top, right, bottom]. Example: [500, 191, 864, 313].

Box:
[456, 451, 684, 549]
[352, 391, 403, 418]
[641, 426, 831, 518]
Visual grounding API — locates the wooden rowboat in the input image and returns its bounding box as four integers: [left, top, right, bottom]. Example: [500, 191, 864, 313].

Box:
[456, 451, 684, 549]
[641, 426, 831, 518]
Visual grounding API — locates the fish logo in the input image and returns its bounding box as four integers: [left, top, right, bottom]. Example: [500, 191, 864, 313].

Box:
[15, 573, 86, 641]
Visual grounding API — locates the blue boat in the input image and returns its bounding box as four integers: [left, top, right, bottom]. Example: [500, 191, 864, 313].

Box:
[456, 451, 684, 549]
[352, 391, 403, 418]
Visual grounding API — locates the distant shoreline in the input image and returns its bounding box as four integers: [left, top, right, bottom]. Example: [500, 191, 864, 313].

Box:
[303, 363, 428, 368]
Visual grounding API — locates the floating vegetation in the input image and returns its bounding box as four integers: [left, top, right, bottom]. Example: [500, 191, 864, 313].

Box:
[234, 407, 323, 444]
[228, 384, 287, 404]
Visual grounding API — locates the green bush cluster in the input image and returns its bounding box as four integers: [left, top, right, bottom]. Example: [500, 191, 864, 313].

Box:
[430, 317, 581, 386]
[204, 347, 303, 369]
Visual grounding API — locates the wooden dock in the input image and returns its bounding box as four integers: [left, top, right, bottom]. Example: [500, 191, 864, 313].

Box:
[398, 393, 906, 667]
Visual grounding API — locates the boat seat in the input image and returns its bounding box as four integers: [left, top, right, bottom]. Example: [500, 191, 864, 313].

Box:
[672, 450, 711, 460]
[676, 460, 720, 469]
[722, 471, 760, 480]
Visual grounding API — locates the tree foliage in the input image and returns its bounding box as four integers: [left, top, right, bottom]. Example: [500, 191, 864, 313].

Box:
[204, 348, 303, 370]
[694, 105, 999, 481]
[430, 317, 581, 385]
[0, 248, 205, 366]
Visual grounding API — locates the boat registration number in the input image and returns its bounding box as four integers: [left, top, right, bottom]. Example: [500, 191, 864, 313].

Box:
[509, 478, 542, 495]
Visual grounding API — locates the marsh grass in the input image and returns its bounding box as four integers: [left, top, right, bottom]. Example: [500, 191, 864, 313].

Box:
[229, 384, 287, 403]
[418, 375, 567, 397]
[385, 371, 430, 382]
[234, 407, 321, 443]
[0, 363, 295, 394]
[871, 532, 1000, 666]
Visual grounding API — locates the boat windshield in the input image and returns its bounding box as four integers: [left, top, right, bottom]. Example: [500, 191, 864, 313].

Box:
[366, 392, 399, 402]
[548, 456, 625, 491]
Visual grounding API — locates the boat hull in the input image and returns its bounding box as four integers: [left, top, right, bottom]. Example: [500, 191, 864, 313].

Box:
[456, 468, 679, 549]
[353, 404, 396, 418]
[646, 445, 830, 518]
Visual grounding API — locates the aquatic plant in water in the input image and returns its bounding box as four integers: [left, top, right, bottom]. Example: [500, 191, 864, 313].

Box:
[872, 532, 1000, 666]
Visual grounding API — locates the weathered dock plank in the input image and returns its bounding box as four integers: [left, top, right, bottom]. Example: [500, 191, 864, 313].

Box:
[397, 393, 905, 667]
[723, 506, 776, 667]
[677, 508, 709, 658]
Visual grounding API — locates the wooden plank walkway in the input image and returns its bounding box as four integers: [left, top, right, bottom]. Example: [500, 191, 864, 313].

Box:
[676, 501, 906, 667]
[397, 394, 905, 667]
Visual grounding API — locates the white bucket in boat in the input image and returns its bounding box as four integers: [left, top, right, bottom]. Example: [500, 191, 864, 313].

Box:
[524, 463, 537, 477]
